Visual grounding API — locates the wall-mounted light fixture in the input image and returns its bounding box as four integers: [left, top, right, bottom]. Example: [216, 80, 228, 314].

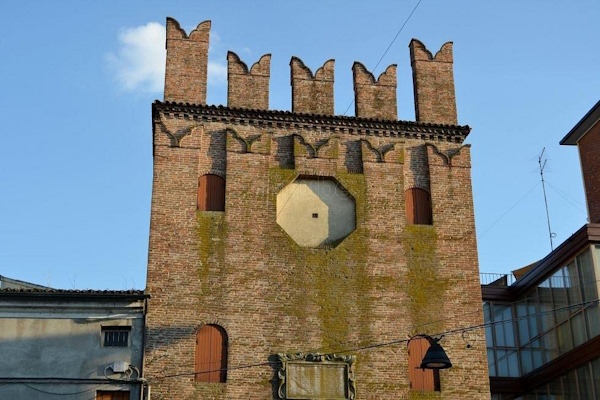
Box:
[409, 334, 452, 370]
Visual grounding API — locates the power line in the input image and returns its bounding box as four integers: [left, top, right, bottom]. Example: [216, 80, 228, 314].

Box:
[148, 295, 600, 382]
[545, 181, 587, 215]
[479, 181, 541, 238]
[20, 383, 99, 396]
[152, 273, 600, 375]
[342, 0, 424, 116]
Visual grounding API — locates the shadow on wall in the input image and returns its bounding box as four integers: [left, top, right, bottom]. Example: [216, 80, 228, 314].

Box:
[344, 140, 363, 174]
[274, 135, 294, 169]
[0, 330, 142, 379]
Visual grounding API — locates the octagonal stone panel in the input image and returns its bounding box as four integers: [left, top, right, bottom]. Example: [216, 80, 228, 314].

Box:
[276, 178, 356, 247]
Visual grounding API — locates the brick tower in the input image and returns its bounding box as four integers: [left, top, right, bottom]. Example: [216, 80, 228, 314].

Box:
[144, 17, 490, 399]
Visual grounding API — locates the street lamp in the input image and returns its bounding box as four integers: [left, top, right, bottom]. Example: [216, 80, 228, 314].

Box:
[411, 334, 452, 370]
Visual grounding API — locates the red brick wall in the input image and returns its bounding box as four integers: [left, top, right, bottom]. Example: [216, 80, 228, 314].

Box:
[579, 123, 600, 223]
[352, 62, 397, 121]
[290, 57, 334, 115]
[410, 39, 458, 125]
[227, 52, 271, 110]
[164, 18, 210, 105]
[145, 19, 489, 399]
[145, 106, 490, 400]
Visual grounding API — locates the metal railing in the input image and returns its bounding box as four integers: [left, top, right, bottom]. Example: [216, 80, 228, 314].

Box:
[480, 272, 516, 286]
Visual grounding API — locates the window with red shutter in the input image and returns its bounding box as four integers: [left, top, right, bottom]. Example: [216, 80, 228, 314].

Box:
[408, 337, 440, 391]
[405, 188, 432, 225]
[195, 324, 228, 383]
[96, 391, 129, 400]
[198, 174, 225, 211]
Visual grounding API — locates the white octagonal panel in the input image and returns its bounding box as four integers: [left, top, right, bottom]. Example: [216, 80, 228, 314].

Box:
[276, 178, 356, 247]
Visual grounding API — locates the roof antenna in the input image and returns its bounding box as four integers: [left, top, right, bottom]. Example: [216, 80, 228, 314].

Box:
[538, 148, 555, 251]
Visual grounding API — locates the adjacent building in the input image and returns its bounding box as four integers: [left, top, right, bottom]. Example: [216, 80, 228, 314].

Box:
[0, 287, 148, 400]
[143, 17, 490, 399]
[483, 100, 600, 399]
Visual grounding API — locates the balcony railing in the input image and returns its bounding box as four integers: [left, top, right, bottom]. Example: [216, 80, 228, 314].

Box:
[480, 272, 516, 286]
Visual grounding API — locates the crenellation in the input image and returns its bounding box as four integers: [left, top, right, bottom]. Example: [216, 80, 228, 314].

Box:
[164, 18, 211, 105]
[290, 57, 335, 115]
[353, 62, 398, 121]
[410, 39, 458, 125]
[227, 52, 271, 110]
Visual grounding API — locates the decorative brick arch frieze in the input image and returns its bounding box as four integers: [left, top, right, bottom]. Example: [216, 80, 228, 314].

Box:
[225, 128, 270, 154]
[360, 139, 402, 164]
[156, 120, 199, 147]
[424, 142, 471, 168]
[292, 134, 339, 159]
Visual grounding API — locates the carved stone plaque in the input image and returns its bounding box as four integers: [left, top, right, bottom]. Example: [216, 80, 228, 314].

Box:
[277, 353, 356, 400]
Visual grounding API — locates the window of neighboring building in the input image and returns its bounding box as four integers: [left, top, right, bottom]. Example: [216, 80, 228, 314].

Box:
[96, 390, 129, 400]
[405, 188, 432, 225]
[102, 326, 131, 347]
[407, 337, 440, 391]
[195, 324, 227, 383]
[198, 174, 225, 211]
[485, 246, 600, 378]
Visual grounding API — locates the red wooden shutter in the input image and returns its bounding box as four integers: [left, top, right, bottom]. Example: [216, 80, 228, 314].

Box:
[405, 188, 432, 225]
[198, 174, 225, 211]
[408, 337, 439, 391]
[96, 391, 129, 400]
[196, 324, 227, 382]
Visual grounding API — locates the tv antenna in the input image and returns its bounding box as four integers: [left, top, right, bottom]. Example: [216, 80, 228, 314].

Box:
[538, 148, 556, 251]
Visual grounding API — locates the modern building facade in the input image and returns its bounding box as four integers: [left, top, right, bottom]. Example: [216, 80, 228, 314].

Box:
[483, 100, 600, 399]
[143, 17, 490, 399]
[0, 287, 147, 400]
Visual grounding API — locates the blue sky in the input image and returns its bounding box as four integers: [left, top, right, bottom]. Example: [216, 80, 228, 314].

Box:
[1, 1, 599, 289]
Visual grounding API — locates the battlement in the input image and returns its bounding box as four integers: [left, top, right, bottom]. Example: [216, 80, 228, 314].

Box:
[409, 39, 457, 125]
[164, 17, 459, 124]
[227, 52, 271, 110]
[164, 18, 211, 105]
[353, 62, 397, 120]
[290, 57, 335, 115]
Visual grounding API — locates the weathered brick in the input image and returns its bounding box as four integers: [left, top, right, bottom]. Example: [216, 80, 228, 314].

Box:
[145, 17, 490, 400]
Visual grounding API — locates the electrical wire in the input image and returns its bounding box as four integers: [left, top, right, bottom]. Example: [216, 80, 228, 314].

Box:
[154, 272, 600, 374]
[342, 0, 424, 116]
[479, 181, 541, 238]
[148, 295, 600, 382]
[546, 181, 587, 215]
[21, 383, 99, 396]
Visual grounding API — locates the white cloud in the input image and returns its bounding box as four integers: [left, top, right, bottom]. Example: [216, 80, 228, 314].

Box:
[106, 22, 227, 93]
[208, 61, 227, 86]
[106, 22, 165, 93]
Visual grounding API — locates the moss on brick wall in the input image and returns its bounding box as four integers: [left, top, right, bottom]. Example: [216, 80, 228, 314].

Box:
[196, 211, 227, 296]
[267, 169, 373, 352]
[402, 225, 448, 333]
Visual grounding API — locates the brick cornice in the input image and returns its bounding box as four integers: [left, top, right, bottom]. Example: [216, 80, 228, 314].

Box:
[152, 101, 471, 143]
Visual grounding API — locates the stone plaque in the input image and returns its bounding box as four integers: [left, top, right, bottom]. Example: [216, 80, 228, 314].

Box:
[277, 353, 356, 400]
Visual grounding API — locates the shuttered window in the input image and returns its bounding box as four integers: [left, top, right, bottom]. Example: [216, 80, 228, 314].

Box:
[96, 391, 129, 400]
[198, 174, 225, 211]
[195, 324, 228, 383]
[405, 188, 432, 225]
[408, 337, 440, 392]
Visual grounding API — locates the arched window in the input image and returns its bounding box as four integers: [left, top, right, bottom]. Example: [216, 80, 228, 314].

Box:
[408, 337, 440, 392]
[198, 174, 225, 211]
[195, 324, 228, 383]
[405, 188, 432, 225]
